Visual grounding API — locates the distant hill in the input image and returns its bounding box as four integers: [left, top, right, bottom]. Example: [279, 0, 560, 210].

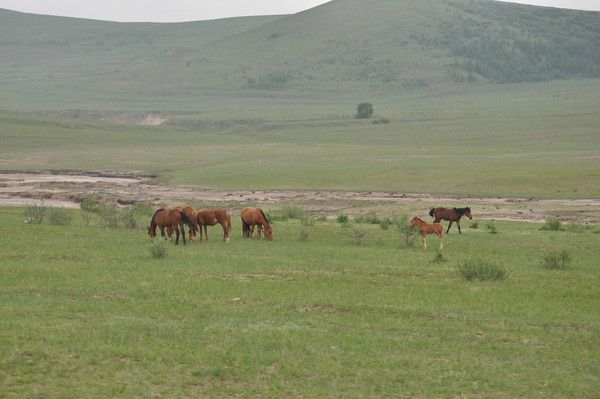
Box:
[1, 0, 599, 109]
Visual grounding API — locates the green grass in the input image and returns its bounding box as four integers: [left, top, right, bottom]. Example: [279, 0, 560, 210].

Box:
[1, 207, 599, 397]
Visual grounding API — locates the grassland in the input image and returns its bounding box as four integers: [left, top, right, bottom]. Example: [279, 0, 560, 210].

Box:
[1, 206, 599, 397]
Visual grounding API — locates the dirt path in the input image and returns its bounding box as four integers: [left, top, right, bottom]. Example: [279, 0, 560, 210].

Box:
[1, 171, 599, 223]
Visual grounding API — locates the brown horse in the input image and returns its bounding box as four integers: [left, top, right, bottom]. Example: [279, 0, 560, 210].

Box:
[196, 209, 232, 243]
[164, 205, 199, 242]
[241, 208, 272, 240]
[147, 208, 197, 245]
[411, 216, 445, 250]
[429, 207, 472, 234]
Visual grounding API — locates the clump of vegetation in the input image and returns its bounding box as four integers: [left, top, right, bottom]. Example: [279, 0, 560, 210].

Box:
[432, 251, 447, 264]
[315, 215, 327, 223]
[147, 239, 168, 259]
[24, 202, 47, 224]
[351, 229, 366, 246]
[379, 218, 392, 230]
[301, 217, 315, 227]
[540, 217, 563, 231]
[299, 229, 310, 242]
[542, 250, 572, 270]
[121, 208, 138, 229]
[394, 214, 419, 248]
[336, 214, 349, 224]
[48, 207, 72, 226]
[457, 258, 508, 281]
[469, 221, 479, 229]
[372, 118, 389, 124]
[565, 221, 587, 233]
[99, 204, 120, 229]
[265, 210, 288, 223]
[355, 211, 382, 225]
[485, 221, 497, 234]
[355, 102, 374, 119]
[281, 204, 306, 220]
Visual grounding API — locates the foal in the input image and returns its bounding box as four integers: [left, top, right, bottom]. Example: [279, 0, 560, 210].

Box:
[411, 216, 445, 250]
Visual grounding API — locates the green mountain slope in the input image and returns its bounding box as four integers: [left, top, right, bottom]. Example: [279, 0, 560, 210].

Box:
[1, 0, 599, 109]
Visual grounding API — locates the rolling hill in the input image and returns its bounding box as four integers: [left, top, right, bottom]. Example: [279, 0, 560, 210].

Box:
[1, 0, 599, 110]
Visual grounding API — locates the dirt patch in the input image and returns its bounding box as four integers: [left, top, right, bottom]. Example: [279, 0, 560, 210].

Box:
[1, 171, 599, 224]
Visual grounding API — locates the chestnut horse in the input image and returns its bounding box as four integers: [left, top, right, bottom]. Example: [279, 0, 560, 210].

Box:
[411, 216, 445, 250]
[241, 207, 272, 240]
[147, 208, 197, 245]
[164, 205, 199, 242]
[196, 209, 232, 243]
[429, 207, 472, 234]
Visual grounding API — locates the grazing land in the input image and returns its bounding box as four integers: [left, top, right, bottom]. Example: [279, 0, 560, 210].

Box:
[1, 207, 599, 397]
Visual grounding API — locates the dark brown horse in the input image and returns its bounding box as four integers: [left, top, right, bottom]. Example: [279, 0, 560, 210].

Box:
[148, 208, 197, 245]
[164, 205, 199, 242]
[411, 216, 445, 250]
[241, 207, 272, 240]
[196, 209, 232, 243]
[429, 207, 472, 234]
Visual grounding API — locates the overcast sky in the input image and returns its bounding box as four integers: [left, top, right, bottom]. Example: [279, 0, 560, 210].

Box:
[0, 0, 598, 22]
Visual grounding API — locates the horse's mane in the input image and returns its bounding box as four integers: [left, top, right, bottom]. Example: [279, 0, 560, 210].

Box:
[150, 208, 165, 228]
[259, 209, 271, 228]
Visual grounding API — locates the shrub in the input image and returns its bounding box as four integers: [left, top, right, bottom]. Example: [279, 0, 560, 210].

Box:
[281, 204, 305, 220]
[24, 202, 47, 224]
[147, 239, 168, 259]
[541, 217, 563, 231]
[542, 250, 571, 270]
[485, 221, 497, 234]
[99, 204, 120, 229]
[351, 229, 366, 246]
[265, 210, 288, 223]
[132, 202, 154, 217]
[48, 207, 72, 226]
[80, 197, 103, 214]
[299, 229, 309, 242]
[336, 214, 349, 224]
[457, 259, 508, 281]
[394, 214, 419, 247]
[356, 102, 374, 119]
[432, 251, 447, 264]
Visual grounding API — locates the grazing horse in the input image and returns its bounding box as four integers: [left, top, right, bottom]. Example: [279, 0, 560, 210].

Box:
[241, 207, 272, 240]
[429, 207, 472, 234]
[411, 216, 445, 250]
[147, 208, 197, 245]
[164, 205, 199, 242]
[196, 209, 232, 243]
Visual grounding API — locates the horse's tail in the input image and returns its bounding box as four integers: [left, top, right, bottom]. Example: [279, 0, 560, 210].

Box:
[180, 211, 197, 231]
[428, 208, 435, 218]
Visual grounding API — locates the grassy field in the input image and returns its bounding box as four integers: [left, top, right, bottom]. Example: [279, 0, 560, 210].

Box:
[1, 206, 599, 397]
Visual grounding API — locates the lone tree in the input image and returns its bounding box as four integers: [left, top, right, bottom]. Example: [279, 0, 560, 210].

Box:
[356, 102, 374, 119]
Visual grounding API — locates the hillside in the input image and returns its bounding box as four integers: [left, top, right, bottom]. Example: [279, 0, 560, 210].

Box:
[1, 0, 599, 109]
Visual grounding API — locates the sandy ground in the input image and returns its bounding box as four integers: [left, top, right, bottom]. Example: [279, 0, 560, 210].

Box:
[1, 171, 599, 223]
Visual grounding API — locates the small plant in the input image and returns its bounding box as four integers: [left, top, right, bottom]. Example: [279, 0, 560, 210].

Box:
[432, 251, 447, 264]
[351, 229, 366, 246]
[540, 217, 563, 231]
[336, 214, 349, 224]
[356, 102, 374, 119]
[147, 239, 168, 259]
[394, 214, 419, 247]
[542, 250, 571, 270]
[299, 229, 309, 242]
[469, 222, 479, 229]
[485, 221, 497, 234]
[24, 202, 47, 224]
[281, 204, 306, 220]
[457, 258, 508, 281]
[48, 207, 72, 226]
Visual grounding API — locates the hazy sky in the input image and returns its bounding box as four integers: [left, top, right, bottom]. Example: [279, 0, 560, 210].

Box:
[0, 0, 598, 22]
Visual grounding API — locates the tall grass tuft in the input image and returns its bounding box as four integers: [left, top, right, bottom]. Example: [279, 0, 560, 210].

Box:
[48, 207, 72, 226]
[432, 251, 447, 264]
[24, 202, 47, 224]
[542, 250, 571, 270]
[456, 258, 508, 281]
[336, 214, 349, 224]
[485, 221, 498, 234]
[147, 239, 168, 259]
[541, 217, 563, 231]
[281, 204, 306, 220]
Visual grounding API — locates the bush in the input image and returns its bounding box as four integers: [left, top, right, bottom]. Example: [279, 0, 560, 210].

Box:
[541, 217, 563, 231]
[265, 210, 288, 223]
[336, 214, 349, 224]
[99, 204, 120, 229]
[394, 214, 419, 247]
[356, 102, 374, 119]
[80, 197, 103, 214]
[24, 202, 47, 224]
[132, 202, 154, 217]
[457, 259, 508, 281]
[147, 239, 168, 259]
[48, 207, 72, 226]
[281, 204, 305, 220]
[542, 250, 571, 270]
[485, 221, 497, 234]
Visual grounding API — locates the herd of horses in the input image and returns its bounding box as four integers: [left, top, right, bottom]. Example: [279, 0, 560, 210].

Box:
[147, 204, 472, 250]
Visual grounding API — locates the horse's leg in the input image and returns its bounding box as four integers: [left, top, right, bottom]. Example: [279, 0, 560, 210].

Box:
[438, 232, 444, 250]
[204, 225, 208, 241]
[423, 234, 427, 249]
[181, 223, 187, 245]
[457, 220, 462, 235]
[174, 226, 180, 245]
[220, 221, 227, 242]
[446, 221, 453, 233]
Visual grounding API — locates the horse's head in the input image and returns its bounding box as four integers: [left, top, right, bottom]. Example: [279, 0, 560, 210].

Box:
[410, 216, 421, 226]
[264, 225, 273, 240]
[465, 207, 473, 219]
[147, 226, 156, 237]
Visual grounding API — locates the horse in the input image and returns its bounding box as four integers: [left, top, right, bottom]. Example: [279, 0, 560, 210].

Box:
[429, 207, 472, 234]
[241, 207, 272, 240]
[196, 209, 232, 243]
[147, 208, 197, 245]
[164, 205, 199, 242]
[411, 216, 445, 250]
